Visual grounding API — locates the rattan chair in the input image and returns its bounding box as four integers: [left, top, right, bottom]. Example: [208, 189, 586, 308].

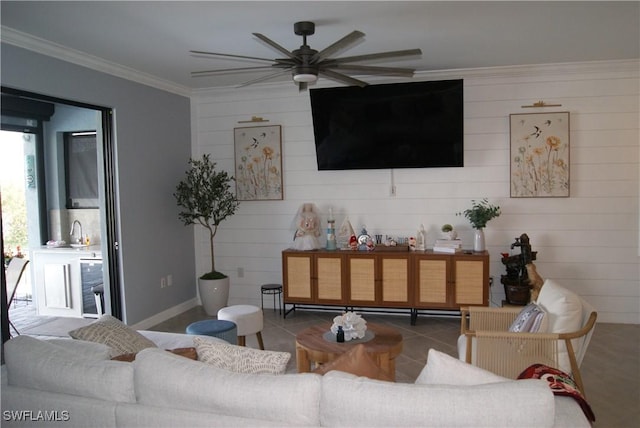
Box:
[459, 297, 597, 395]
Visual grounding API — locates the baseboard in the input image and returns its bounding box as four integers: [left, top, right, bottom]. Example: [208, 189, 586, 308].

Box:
[131, 298, 198, 331]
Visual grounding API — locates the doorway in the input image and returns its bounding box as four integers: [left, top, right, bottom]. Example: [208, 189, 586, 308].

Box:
[1, 88, 121, 343]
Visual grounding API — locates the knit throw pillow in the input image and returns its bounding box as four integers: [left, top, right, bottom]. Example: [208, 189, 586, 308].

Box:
[68, 314, 157, 358]
[194, 336, 291, 375]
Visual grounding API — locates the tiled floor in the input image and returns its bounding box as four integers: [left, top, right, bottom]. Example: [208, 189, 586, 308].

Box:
[9, 303, 640, 427]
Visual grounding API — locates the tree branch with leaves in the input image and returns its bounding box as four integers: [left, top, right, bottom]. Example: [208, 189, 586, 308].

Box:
[174, 154, 240, 279]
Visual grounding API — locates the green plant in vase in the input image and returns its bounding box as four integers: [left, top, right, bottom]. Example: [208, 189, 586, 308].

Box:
[174, 154, 240, 314]
[457, 199, 501, 252]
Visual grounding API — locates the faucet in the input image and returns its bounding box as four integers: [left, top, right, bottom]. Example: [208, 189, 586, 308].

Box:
[70, 220, 83, 244]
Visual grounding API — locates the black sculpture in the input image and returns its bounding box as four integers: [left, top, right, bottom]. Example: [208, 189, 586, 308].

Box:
[500, 233, 537, 305]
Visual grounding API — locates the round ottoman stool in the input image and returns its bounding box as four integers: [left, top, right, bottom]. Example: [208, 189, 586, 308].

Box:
[185, 319, 238, 345]
[217, 305, 264, 349]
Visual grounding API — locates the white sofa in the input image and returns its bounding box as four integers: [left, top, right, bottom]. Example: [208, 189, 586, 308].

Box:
[1, 330, 590, 427]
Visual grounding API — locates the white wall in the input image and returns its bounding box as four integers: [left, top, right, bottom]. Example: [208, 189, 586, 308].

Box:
[2, 43, 195, 326]
[192, 60, 639, 324]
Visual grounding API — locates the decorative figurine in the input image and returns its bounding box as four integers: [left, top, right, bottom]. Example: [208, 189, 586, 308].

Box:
[409, 236, 417, 251]
[326, 207, 337, 250]
[501, 233, 538, 305]
[338, 216, 356, 249]
[291, 203, 322, 251]
[349, 235, 358, 250]
[417, 224, 427, 251]
[357, 226, 372, 251]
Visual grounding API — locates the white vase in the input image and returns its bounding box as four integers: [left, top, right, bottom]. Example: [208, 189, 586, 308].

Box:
[473, 228, 486, 252]
[198, 276, 230, 315]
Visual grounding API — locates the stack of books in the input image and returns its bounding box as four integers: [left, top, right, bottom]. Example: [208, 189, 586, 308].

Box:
[433, 239, 462, 253]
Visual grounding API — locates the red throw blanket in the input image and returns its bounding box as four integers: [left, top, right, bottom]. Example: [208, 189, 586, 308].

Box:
[518, 364, 595, 422]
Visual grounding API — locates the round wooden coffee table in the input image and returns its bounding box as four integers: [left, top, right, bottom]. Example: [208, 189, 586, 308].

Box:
[295, 322, 403, 380]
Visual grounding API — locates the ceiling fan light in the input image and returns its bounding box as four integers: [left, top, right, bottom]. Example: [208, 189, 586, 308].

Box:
[293, 73, 318, 83]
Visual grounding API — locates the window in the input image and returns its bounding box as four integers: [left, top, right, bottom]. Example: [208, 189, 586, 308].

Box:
[64, 131, 98, 208]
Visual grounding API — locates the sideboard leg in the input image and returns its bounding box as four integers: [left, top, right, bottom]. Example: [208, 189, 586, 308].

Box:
[284, 303, 296, 318]
[410, 309, 418, 325]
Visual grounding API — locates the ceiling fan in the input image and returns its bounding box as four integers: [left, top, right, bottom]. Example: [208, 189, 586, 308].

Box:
[191, 21, 422, 90]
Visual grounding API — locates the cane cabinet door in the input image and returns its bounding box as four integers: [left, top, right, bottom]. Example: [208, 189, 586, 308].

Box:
[283, 252, 313, 303]
[453, 253, 489, 306]
[380, 254, 411, 307]
[316, 253, 345, 304]
[414, 254, 451, 308]
[347, 253, 377, 305]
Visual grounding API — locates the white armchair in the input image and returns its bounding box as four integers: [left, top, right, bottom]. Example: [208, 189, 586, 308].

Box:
[458, 279, 597, 395]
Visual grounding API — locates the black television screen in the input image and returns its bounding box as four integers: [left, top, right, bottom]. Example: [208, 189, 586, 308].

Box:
[310, 79, 463, 170]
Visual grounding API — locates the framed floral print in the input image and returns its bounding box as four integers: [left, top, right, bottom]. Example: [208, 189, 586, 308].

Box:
[510, 112, 570, 198]
[234, 125, 283, 201]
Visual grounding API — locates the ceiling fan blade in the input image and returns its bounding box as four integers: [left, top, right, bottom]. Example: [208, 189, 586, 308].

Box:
[319, 69, 368, 87]
[311, 30, 365, 64]
[324, 64, 415, 77]
[252, 33, 297, 60]
[325, 48, 422, 65]
[237, 67, 294, 88]
[192, 65, 288, 77]
[190, 50, 276, 63]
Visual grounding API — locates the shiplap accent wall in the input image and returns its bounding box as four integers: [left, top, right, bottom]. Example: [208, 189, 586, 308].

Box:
[192, 60, 639, 324]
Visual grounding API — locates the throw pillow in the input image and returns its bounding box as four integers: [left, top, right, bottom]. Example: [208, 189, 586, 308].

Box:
[535, 279, 582, 334]
[534, 279, 584, 373]
[509, 303, 548, 333]
[518, 363, 595, 422]
[111, 347, 198, 362]
[194, 336, 290, 374]
[68, 314, 157, 358]
[415, 348, 509, 385]
[312, 344, 394, 381]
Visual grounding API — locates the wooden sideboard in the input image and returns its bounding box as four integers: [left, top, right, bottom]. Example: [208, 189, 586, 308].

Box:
[282, 249, 489, 324]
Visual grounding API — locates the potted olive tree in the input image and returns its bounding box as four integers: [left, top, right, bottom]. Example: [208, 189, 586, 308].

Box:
[175, 154, 240, 315]
[458, 199, 501, 252]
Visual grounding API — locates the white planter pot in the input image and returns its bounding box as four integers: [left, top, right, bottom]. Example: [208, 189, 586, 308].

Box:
[198, 276, 229, 315]
[474, 228, 486, 252]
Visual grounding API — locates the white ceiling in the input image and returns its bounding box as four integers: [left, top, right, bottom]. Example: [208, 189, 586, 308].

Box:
[1, 1, 638, 92]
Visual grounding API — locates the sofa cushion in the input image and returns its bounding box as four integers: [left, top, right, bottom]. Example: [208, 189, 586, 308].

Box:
[320, 371, 555, 427]
[416, 348, 509, 385]
[134, 348, 321, 426]
[312, 343, 394, 381]
[68, 314, 157, 358]
[194, 336, 290, 375]
[43, 337, 112, 360]
[509, 302, 548, 333]
[4, 335, 136, 403]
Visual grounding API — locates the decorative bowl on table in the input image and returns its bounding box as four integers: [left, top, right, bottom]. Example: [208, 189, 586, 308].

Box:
[330, 311, 367, 341]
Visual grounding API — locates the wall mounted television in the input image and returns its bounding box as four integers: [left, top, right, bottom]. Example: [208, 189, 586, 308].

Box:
[310, 79, 463, 170]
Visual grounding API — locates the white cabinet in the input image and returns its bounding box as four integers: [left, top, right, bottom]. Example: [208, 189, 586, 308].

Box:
[32, 247, 102, 318]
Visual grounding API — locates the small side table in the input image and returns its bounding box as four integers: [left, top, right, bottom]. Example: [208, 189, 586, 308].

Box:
[260, 283, 282, 315]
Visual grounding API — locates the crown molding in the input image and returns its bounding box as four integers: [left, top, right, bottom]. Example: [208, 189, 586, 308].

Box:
[1, 26, 191, 98]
